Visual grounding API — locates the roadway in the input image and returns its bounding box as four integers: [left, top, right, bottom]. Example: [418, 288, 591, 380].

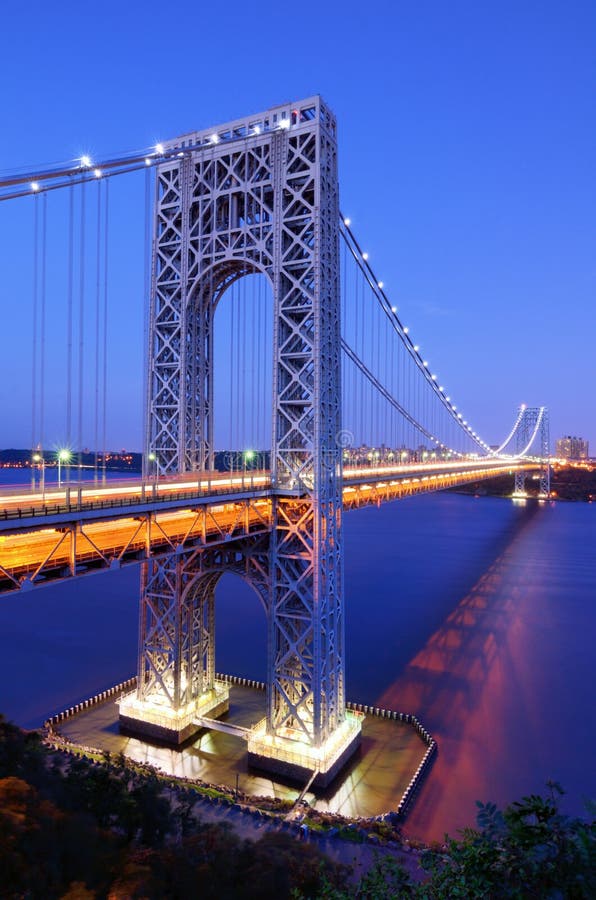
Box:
[0, 459, 522, 524]
[0, 458, 534, 594]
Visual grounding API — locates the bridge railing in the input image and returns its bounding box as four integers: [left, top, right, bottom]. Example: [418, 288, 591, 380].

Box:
[0, 472, 272, 520]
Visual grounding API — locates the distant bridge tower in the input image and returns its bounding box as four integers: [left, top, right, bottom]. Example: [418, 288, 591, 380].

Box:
[514, 406, 550, 497]
[121, 97, 360, 785]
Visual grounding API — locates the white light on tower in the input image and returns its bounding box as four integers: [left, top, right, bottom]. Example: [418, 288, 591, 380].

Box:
[94, 168, 102, 178]
[80, 155, 92, 168]
[344, 217, 351, 226]
[31, 182, 40, 191]
[155, 143, 165, 155]
[362, 252, 369, 260]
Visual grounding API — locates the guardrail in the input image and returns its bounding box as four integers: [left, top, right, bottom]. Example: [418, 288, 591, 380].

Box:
[0, 479, 271, 521]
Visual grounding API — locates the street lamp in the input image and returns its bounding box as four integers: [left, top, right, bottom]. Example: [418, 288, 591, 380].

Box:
[243, 449, 255, 474]
[57, 449, 72, 487]
[148, 452, 158, 486]
[32, 451, 45, 494]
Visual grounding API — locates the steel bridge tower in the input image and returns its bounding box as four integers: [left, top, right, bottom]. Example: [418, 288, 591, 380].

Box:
[120, 97, 360, 785]
[513, 406, 551, 497]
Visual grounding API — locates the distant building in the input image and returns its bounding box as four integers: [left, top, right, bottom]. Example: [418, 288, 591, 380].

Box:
[556, 435, 589, 460]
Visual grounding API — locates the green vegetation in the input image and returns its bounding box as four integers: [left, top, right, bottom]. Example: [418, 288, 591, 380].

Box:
[0, 716, 346, 898]
[314, 784, 596, 899]
[1, 715, 594, 898]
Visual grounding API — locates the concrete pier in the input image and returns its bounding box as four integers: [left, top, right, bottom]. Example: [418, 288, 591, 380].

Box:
[55, 683, 431, 819]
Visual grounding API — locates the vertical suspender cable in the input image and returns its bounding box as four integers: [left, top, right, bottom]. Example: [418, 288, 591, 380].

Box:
[240, 277, 246, 454]
[341, 238, 347, 439]
[352, 261, 357, 449]
[256, 276, 262, 456]
[77, 181, 86, 481]
[250, 275, 256, 453]
[39, 193, 47, 456]
[390, 318, 395, 449]
[407, 343, 412, 452]
[383, 311, 388, 449]
[400, 332, 406, 451]
[229, 282, 234, 457]
[101, 178, 109, 483]
[359, 270, 365, 447]
[418, 360, 422, 453]
[375, 300, 381, 447]
[31, 196, 39, 487]
[247, 276, 252, 453]
[66, 181, 74, 450]
[142, 166, 151, 475]
[94, 180, 101, 481]
[234, 284, 240, 459]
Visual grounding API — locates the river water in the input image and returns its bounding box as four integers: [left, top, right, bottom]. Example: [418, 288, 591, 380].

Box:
[0, 473, 594, 841]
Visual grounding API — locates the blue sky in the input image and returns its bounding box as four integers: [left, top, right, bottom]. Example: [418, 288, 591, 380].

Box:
[0, 0, 594, 452]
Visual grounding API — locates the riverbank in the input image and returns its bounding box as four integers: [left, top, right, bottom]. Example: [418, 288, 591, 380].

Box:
[455, 461, 596, 501]
[3, 715, 593, 898]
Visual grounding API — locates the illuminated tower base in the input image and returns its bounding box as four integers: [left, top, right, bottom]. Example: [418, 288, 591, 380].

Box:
[119, 552, 230, 746]
[118, 683, 230, 747]
[247, 709, 362, 788]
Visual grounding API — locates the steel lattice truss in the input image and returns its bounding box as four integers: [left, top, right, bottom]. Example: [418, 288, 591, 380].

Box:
[143, 97, 344, 748]
[513, 406, 550, 496]
[138, 535, 269, 709]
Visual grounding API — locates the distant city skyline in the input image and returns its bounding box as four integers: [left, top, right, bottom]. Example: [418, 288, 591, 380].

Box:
[555, 435, 590, 460]
[1, 1, 594, 451]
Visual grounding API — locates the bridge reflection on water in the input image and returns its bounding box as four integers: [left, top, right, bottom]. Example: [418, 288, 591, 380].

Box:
[376, 498, 595, 841]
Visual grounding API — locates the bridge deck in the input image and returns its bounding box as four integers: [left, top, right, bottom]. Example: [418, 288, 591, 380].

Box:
[0, 460, 535, 594]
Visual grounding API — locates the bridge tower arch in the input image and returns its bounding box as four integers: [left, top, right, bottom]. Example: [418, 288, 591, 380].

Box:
[127, 98, 359, 784]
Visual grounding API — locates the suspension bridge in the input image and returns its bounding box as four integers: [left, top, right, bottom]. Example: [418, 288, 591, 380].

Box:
[0, 97, 549, 785]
